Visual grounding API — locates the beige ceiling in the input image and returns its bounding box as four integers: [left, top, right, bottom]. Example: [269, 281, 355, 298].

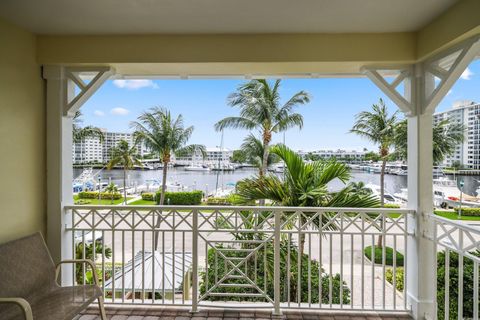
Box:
[0, 0, 457, 35]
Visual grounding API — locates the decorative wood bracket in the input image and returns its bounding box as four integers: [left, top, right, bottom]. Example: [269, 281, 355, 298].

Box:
[64, 66, 115, 116]
[362, 36, 480, 116]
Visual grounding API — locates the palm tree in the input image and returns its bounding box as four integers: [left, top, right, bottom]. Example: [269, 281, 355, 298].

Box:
[394, 118, 465, 165]
[131, 107, 206, 206]
[350, 99, 398, 204]
[215, 79, 310, 177]
[73, 111, 104, 143]
[236, 145, 380, 256]
[240, 134, 278, 175]
[348, 181, 373, 196]
[107, 140, 142, 204]
[350, 99, 398, 247]
[104, 182, 119, 204]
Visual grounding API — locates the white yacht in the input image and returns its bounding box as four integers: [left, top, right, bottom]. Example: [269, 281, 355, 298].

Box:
[184, 164, 210, 172]
[364, 184, 403, 205]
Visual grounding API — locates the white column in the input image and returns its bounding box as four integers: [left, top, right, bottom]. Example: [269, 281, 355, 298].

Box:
[406, 66, 436, 320]
[43, 65, 74, 284]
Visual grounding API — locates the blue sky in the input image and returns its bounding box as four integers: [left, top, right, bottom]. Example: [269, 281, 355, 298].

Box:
[80, 60, 480, 151]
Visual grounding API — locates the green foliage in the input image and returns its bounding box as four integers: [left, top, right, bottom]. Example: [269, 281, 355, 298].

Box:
[141, 192, 155, 201]
[436, 250, 480, 320]
[155, 190, 203, 205]
[383, 203, 401, 208]
[200, 243, 350, 304]
[453, 207, 480, 216]
[363, 246, 404, 266]
[75, 241, 112, 284]
[73, 110, 105, 143]
[364, 151, 381, 162]
[231, 150, 248, 163]
[237, 145, 380, 209]
[386, 267, 404, 291]
[78, 191, 122, 200]
[394, 118, 466, 165]
[206, 197, 232, 205]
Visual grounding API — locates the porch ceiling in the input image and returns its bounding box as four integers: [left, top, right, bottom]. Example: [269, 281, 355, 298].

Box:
[0, 0, 457, 35]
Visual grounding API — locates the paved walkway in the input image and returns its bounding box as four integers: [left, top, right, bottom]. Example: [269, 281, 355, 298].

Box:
[78, 306, 412, 320]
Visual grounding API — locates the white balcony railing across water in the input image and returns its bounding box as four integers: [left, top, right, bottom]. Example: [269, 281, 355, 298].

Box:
[64, 205, 413, 313]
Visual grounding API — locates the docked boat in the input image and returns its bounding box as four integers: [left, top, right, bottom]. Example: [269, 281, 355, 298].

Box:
[364, 184, 403, 205]
[211, 162, 235, 171]
[184, 164, 211, 172]
[395, 177, 480, 208]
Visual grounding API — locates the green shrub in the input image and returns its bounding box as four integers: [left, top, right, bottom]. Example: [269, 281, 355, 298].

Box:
[436, 250, 480, 320]
[453, 207, 480, 216]
[74, 199, 92, 205]
[385, 267, 404, 291]
[364, 245, 404, 266]
[386, 252, 480, 320]
[200, 242, 350, 304]
[383, 203, 400, 208]
[206, 197, 231, 205]
[141, 192, 155, 201]
[155, 190, 203, 205]
[78, 191, 122, 200]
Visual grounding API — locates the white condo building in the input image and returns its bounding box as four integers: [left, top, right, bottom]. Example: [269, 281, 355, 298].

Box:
[433, 100, 480, 169]
[174, 147, 233, 164]
[297, 149, 366, 161]
[73, 130, 147, 164]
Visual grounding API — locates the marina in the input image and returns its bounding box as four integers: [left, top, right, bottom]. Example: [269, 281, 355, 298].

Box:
[74, 164, 480, 208]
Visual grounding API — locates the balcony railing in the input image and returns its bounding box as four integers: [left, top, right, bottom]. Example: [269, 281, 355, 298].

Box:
[64, 205, 413, 314]
[430, 215, 480, 320]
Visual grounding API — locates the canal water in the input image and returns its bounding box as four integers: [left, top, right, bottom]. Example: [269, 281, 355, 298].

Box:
[73, 168, 480, 197]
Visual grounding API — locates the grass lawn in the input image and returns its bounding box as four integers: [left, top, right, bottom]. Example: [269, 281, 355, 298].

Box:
[434, 210, 480, 221]
[364, 245, 404, 266]
[73, 195, 132, 205]
[128, 199, 156, 205]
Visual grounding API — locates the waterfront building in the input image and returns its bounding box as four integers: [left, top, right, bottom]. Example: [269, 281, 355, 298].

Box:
[174, 147, 233, 165]
[73, 130, 148, 164]
[297, 149, 366, 162]
[433, 100, 480, 169]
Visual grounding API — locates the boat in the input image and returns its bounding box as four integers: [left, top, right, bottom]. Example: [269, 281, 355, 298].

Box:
[211, 162, 235, 171]
[394, 177, 480, 208]
[364, 184, 403, 205]
[184, 164, 210, 171]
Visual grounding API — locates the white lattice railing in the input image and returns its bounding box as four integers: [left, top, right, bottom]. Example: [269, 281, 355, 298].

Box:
[64, 205, 412, 313]
[432, 215, 480, 320]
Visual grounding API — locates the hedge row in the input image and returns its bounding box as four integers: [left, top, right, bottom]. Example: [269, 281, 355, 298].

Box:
[140, 191, 203, 205]
[206, 197, 231, 205]
[141, 192, 155, 201]
[453, 207, 480, 216]
[157, 191, 203, 205]
[78, 191, 122, 200]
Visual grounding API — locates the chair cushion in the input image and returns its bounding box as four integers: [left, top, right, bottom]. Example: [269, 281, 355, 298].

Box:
[1, 285, 102, 320]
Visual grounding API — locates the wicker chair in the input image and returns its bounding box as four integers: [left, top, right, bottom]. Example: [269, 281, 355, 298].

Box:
[0, 233, 106, 320]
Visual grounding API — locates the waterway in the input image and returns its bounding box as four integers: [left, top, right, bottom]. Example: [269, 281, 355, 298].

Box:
[74, 167, 480, 196]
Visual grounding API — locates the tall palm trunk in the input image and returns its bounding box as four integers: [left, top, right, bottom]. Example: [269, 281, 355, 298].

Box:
[123, 168, 127, 205]
[377, 158, 387, 248]
[159, 162, 168, 206]
[259, 131, 271, 206]
[154, 155, 170, 250]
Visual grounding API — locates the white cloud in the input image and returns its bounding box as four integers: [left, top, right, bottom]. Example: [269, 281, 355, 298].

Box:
[93, 110, 105, 117]
[110, 107, 130, 116]
[461, 67, 473, 80]
[113, 79, 159, 90]
[447, 89, 453, 96]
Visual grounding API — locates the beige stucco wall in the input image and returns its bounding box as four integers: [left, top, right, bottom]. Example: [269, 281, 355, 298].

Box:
[0, 18, 45, 244]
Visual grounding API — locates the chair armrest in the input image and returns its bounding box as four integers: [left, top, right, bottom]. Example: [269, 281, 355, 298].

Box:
[0, 298, 33, 320]
[55, 259, 100, 286]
